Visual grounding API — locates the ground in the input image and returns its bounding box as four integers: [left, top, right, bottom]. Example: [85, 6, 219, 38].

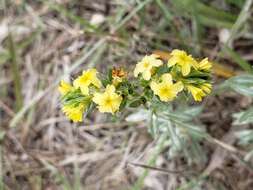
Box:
[1, 0, 253, 189]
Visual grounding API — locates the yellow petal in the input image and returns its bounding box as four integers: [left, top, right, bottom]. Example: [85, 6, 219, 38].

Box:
[92, 93, 103, 104]
[187, 85, 206, 102]
[161, 73, 172, 84]
[173, 81, 184, 93]
[150, 81, 159, 93]
[170, 49, 184, 56]
[167, 57, 178, 67]
[181, 63, 191, 76]
[97, 104, 112, 113]
[88, 68, 97, 75]
[58, 80, 73, 95]
[142, 70, 151, 80]
[201, 83, 212, 94]
[73, 68, 101, 95]
[134, 63, 142, 77]
[198, 58, 212, 71]
[62, 104, 84, 122]
[92, 77, 102, 88]
[80, 86, 89, 95]
[150, 54, 163, 67]
[106, 85, 116, 94]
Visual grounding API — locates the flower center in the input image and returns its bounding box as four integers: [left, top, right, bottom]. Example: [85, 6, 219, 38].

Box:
[160, 86, 170, 96]
[180, 55, 187, 62]
[143, 62, 150, 69]
[81, 75, 91, 84]
[104, 97, 113, 106]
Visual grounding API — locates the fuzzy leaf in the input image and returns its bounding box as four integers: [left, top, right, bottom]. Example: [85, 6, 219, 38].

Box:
[222, 75, 253, 97]
[125, 109, 149, 122]
[234, 129, 253, 145]
[233, 107, 253, 125]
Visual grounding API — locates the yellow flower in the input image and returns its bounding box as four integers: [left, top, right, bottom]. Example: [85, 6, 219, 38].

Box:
[187, 85, 206, 102]
[200, 83, 212, 94]
[196, 58, 212, 72]
[168, 49, 197, 76]
[150, 73, 183, 102]
[62, 103, 85, 122]
[58, 80, 73, 95]
[134, 54, 163, 80]
[92, 85, 122, 114]
[73, 68, 102, 95]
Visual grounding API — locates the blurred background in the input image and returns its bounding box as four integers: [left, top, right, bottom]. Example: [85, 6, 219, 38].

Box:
[1, 0, 253, 189]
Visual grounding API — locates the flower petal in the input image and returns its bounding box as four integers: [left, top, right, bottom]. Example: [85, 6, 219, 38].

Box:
[161, 73, 172, 84]
[181, 63, 191, 76]
[80, 86, 89, 95]
[92, 92, 103, 104]
[134, 63, 142, 77]
[173, 81, 184, 93]
[142, 70, 151, 80]
[167, 57, 178, 67]
[150, 81, 159, 94]
[58, 80, 72, 95]
[106, 85, 116, 94]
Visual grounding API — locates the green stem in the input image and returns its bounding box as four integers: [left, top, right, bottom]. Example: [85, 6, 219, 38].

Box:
[0, 146, 3, 190]
[8, 32, 23, 111]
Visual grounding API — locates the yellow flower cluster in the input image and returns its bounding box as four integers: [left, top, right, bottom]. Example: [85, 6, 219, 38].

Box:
[59, 69, 123, 122]
[59, 49, 212, 122]
[133, 49, 212, 102]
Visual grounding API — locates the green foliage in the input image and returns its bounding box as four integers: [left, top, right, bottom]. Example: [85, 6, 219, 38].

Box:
[235, 129, 253, 145]
[126, 103, 206, 162]
[127, 101, 209, 189]
[61, 89, 91, 107]
[233, 107, 253, 125]
[220, 75, 253, 97]
[223, 46, 253, 73]
[225, 0, 245, 7]
[171, 0, 237, 28]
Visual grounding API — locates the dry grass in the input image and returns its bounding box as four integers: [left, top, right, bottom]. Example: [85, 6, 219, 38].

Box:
[1, 0, 253, 189]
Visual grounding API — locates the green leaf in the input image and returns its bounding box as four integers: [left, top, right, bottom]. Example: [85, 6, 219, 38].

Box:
[128, 97, 146, 108]
[222, 75, 253, 97]
[234, 129, 253, 145]
[163, 106, 203, 122]
[0, 50, 10, 65]
[233, 107, 253, 125]
[125, 109, 149, 122]
[222, 46, 253, 73]
[225, 0, 245, 7]
[171, 0, 237, 28]
[196, 2, 237, 22]
[245, 149, 253, 161]
[175, 122, 206, 139]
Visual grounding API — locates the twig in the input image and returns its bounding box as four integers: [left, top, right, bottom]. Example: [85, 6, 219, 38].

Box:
[131, 133, 168, 190]
[127, 162, 193, 175]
